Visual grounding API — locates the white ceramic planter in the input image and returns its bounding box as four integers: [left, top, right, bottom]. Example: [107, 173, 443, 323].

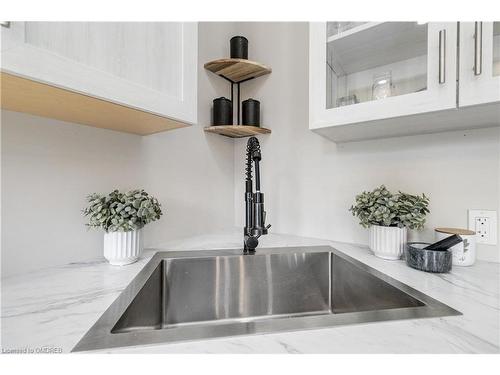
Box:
[369, 225, 407, 260]
[103, 230, 143, 266]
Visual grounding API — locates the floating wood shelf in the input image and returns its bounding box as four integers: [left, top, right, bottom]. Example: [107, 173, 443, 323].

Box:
[0, 72, 189, 136]
[204, 57, 272, 138]
[204, 125, 271, 138]
[204, 59, 271, 83]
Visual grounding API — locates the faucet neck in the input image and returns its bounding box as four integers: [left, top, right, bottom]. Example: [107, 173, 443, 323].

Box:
[244, 137, 270, 253]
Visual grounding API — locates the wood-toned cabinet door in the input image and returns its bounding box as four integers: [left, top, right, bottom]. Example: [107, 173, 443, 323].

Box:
[459, 22, 500, 107]
[1, 22, 197, 124]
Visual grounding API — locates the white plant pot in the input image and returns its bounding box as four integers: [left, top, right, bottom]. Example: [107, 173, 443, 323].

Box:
[103, 230, 143, 266]
[369, 225, 407, 260]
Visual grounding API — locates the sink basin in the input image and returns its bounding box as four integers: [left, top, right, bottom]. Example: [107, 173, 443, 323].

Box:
[72, 246, 460, 352]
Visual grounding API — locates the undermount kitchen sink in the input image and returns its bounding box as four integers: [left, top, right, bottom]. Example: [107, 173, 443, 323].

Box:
[72, 246, 460, 352]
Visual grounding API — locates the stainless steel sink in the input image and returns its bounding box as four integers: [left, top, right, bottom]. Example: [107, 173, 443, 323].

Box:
[72, 246, 460, 352]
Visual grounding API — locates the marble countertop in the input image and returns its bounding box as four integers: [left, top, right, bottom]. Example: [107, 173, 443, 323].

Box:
[1, 230, 499, 354]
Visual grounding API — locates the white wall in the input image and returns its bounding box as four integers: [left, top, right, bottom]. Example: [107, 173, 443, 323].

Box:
[232, 22, 500, 262]
[0, 22, 238, 277]
[1, 111, 143, 276]
[142, 22, 237, 247]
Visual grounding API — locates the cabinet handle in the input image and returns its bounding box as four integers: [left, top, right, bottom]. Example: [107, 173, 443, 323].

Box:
[0, 22, 10, 28]
[439, 29, 446, 84]
[474, 21, 482, 76]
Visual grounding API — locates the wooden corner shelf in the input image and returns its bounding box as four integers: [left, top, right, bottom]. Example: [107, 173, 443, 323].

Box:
[204, 57, 272, 138]
[204, 125, 271, 138]
[204, 59, 271, 83]
[0, 72, 190, 136]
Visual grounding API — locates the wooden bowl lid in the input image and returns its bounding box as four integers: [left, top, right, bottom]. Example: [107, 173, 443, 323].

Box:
[435, 227, 475, 235]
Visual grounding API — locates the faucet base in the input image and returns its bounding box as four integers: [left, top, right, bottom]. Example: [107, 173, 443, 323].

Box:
[244, 235, 259, 253]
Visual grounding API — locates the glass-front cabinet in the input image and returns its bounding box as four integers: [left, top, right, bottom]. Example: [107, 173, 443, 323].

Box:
[325, 22, 429, 109]
[459, 22, 500, 107]
[309, 22, 458, 138]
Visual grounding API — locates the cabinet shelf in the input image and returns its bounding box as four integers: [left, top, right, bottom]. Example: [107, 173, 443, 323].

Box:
[327, 22, 427, 75]
[0, 72, 189, 136]
[204, 125, 271, 138]
[327, 22, 379, 42]
[204, 59, 271, 83]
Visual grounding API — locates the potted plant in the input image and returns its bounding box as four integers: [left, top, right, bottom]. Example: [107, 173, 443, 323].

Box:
[349, 185, 429, 260]
[83, 189, 162, 265]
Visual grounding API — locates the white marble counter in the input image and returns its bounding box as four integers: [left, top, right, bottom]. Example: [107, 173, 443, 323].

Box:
[1, 230, 499, 354]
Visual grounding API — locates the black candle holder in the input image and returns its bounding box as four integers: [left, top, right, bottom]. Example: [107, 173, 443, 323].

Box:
[230, 36, 248, 59]
[242, 99, 260, 126]
[212, 97, 232, 125]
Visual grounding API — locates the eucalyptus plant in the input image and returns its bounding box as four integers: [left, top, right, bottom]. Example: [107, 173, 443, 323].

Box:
[83, 189, 162, 232]
[349, 185, 429, 230]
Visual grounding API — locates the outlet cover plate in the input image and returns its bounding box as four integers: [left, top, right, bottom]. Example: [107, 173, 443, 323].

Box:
[468, 209, 498, 245]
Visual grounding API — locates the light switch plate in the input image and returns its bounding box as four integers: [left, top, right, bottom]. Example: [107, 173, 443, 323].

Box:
[468, 209, 498, 245]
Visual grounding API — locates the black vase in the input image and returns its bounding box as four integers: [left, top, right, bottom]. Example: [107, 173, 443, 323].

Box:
[230, 36, 248, 59]
[242, 99, 260, 126]
[213, 97, 232, 125]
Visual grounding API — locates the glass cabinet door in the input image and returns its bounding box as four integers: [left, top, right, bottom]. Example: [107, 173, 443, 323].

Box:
[325, 22, 428, 110]
[309, 22, 457, 130]
[459, 22, 500, 107]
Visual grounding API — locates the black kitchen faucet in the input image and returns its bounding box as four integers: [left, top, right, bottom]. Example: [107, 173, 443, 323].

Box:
[244, 137, 271, 253]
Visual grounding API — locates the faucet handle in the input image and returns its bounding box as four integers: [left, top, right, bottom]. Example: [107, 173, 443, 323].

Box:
[262, 223, 271, 235]
[262, 211, 270, 230]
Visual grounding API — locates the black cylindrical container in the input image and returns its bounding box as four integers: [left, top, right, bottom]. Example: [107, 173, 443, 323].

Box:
[230, 36, 248, 59]
[242, 99, 260, 126]
[213, 97, 232, 125]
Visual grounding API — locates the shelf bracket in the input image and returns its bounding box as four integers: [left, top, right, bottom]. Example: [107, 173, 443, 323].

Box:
[222, 77, 256, 125]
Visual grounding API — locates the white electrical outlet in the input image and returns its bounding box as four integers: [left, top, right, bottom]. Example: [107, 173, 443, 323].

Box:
[468, 209, 498, 245]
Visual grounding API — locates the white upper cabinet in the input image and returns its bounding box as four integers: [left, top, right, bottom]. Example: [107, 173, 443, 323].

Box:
[309, 22, 500, 142]
[459, 22, 500, 107]
[1, 22, 197, 125]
